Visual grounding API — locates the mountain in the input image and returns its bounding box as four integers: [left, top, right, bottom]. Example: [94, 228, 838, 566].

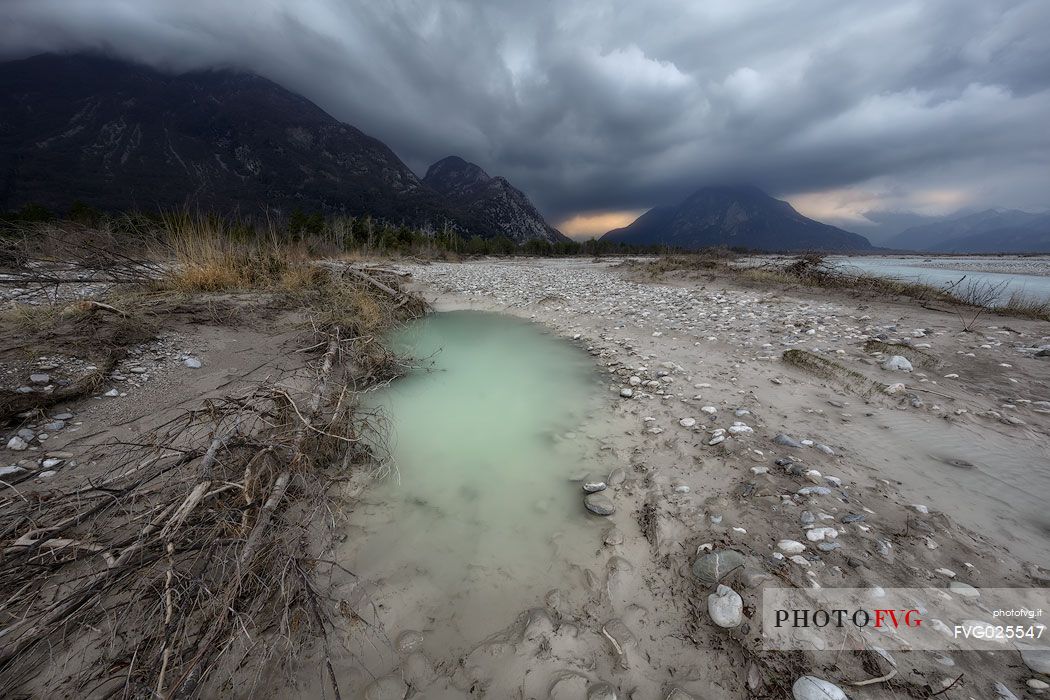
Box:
[423, 156, 567, 243]
[601, 185, 872, 252]
[885, 209, 1050, 253]
[0, 53, 494, 234]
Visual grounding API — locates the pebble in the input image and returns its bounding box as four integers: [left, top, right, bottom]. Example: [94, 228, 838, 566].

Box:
[363, 674, 408, 700]
[774, 433, 804, 448]
[792, 676, 847, 700]
[619, 388, 634, 398]
[1020, 645, 1050, 674]
[691, 549, 745, 585]
[701, 406, 717, 414]
[882, 355, 913, 371]
[948, 581, 980, 598]
[183, 356, 202, 369]
[607, 468, 626, 485]
[584, 493, 616, 515]
[41, 458, 63, 469]
[29, 373, 50, 384]
[0, 465, 25, 477]
[778, 540, 806, 554]
[401, 652, 434, 688]
[583, 477, 608, 493]
[587, 682, 619, 700]
[679, 417, 696, 428]
[805, 527, 838, 542]
[707, 584, 743, 628]
[43, 420, 65, 431]
[603, 527, 625, 546]
[103, 388, 119, 397]
[1029, 678, 1050, 690]
[6, 436, 28, 451]
[797, 486, 832, 496]
[994, 682, 1021, 700]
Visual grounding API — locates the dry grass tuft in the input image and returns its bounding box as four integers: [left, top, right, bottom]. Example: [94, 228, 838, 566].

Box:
[1000, 290, 1050, 321]
[159, 214, 328, 293]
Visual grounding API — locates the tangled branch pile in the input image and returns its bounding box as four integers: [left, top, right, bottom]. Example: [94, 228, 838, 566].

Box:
[0, 247, 426, 697]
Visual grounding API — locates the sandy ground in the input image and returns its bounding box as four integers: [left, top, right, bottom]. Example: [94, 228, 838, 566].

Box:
[5, 257, 1050, 699]
[314, 257, 1050, 700]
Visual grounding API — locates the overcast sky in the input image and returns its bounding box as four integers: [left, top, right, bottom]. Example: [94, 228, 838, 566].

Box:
[3, 0, 1049, 239]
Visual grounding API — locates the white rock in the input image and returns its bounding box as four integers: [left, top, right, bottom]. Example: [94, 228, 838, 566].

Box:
[778, 540, 806, 554]
[620, 388, 634, 398]
[882, 355, 913, 372]
[0, 465, 25, 477]
[949, 581, 980, 598]
[707, 584, 743, 628]
[792, 676, 847, 700]
[6, 436, 28, 451]
[728, 423, 753, 434]
[41, 458, 63, 468]
[679, 417, 696, 428]
[805, 527, 839, 542]
[1019, 644, 1050, 674]
[104, 388, 120, 397]
[183, 357, 202, 369]
[628, 375, 642, 386]
[708, 435, 725, 446]
[701, 406, 717, 414]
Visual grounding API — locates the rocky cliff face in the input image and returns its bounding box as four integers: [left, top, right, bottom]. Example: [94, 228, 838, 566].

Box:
[423, 156, 568, 243]
[603, 185, 872, 252]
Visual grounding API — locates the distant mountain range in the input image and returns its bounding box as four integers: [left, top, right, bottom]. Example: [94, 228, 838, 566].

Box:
[0, 53, 562, 242]
[602, 185, 873, 252]
[423, 156, 567, 243]
[884, 208, 1050, 253]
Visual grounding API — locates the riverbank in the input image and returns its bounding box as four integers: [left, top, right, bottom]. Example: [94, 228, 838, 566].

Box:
[346, 256, 1050, 699]
[3, 249, 1050, 698]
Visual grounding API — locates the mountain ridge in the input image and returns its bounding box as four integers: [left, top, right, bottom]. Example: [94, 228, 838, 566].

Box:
[884, 208, 1050, 253]
[602, 185, 873, 252]
[423, 156, 568, 243]
[0, 52, 554, 241]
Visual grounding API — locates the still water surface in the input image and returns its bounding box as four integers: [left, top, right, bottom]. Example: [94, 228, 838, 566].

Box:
[348, 311, 607, 648]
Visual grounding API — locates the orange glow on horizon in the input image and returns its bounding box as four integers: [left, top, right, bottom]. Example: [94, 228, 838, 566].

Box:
[557, 210, 646, 240]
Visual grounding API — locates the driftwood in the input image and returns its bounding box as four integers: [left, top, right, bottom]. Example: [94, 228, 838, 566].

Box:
[0, 269, 423, 697]
[344, 267, 401, 298]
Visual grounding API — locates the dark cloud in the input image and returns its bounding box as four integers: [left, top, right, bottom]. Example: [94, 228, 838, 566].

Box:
[2, 0, 1048, 232]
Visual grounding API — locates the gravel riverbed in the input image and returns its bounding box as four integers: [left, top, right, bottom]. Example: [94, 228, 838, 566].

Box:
[318, 257, 1050, 699]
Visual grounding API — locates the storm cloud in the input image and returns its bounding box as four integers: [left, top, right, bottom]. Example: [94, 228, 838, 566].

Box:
[3, 0, 1049, 238]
